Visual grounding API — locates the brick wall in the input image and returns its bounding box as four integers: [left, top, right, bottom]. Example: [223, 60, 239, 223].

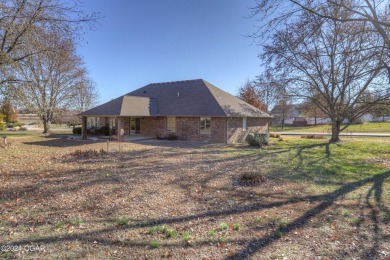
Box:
[100, 116, 269, 143]
[140, 117, 166, 138]
[227, 117, 269, 143]
[175, 117, 208, 142]
[210, 117, 226, 143]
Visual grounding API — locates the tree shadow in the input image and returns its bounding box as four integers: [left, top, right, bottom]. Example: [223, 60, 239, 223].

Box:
[231, 170, 390, 259]
[3, 139, 389, 258]
[6, 168, 389, 259]
[23, 135, 103, 147]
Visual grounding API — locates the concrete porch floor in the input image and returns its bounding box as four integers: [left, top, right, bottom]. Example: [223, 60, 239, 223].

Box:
[122, 135, 155, 141]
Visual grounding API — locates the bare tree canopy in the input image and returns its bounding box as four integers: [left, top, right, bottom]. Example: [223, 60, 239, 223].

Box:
[0, 0, 100, 87]
[257, 3, 390, 142]
[252, 0, 390, 73]
[18, 32, 98, 133]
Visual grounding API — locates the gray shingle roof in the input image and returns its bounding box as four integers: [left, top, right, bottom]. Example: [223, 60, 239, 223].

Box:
[80, 79, 271, 118]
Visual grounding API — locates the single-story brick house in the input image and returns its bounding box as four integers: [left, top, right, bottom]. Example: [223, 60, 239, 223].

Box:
[79, 79, 271, 143]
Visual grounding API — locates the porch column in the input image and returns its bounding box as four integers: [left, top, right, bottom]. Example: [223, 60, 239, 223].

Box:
[82, 116, 87, 140]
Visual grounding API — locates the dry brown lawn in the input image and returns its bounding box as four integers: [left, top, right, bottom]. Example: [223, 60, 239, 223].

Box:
[0, 135, 389, 259]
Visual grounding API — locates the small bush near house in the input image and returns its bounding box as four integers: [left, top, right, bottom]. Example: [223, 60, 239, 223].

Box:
[99, 125, 110, 136]
[247, 132, 269, 147]
[19, 126, 28, 131]
[0, 122, 5, 131]
[72, 127, 82, 135]
[165, 132, 178, 140]
[6, 122, 24, 128]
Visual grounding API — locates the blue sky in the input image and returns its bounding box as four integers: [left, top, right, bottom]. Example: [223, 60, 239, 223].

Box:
[78, 0, 262, 104]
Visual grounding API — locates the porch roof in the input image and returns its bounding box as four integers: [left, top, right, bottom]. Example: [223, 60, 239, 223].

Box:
[79, 96, 157, 116]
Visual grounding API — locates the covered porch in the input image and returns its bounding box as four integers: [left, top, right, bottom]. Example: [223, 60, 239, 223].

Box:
[81, 116, 146, 140]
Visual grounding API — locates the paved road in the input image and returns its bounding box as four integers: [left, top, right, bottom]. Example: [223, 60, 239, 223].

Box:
[273, 132, 390, 137]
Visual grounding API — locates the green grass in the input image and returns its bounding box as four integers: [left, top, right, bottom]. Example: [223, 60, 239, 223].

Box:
[251, 136, 390, 188]
[380, 211, 390, 220]
[53, 222, 65, 230]
[270, 121, 390, 133]
[350, 217, 361, 226]
[149, 225, 168, 234]
[69, 218, 83, 226]
[233, 223, 240, 231]
[218, 222, 229, 231]
[149, 240, 160, 249]
[115, 218, 129, 226]
[182, 232, 191, 242]
[166, 229, 176, 238]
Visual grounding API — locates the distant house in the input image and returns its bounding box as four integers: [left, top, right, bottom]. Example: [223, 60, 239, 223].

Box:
[80, 79, 271, 143]
[270, 104, 304, 126]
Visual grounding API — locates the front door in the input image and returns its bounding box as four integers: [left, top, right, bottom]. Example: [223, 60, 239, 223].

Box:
[130, 117, 141, 135]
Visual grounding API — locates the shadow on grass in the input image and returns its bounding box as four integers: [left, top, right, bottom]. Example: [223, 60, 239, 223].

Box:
[22, 135, 104, 147]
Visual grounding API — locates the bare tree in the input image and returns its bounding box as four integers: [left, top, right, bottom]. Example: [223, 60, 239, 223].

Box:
[252, 0, 390, 74]
[72, 78, 99, 113]
[299, 93, 328, 125]
[254, 70, 288, 113]
[370, 100, 390, 122]
[0, 0, 99, 88]
[262, 9, 390, 142]
[18, 32, 86, 133]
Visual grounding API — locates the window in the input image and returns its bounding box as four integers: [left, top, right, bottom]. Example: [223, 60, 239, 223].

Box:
[167, 116, 176, 132]
[109, 118, 116, 128]
[88, 117, 95, 128]
[243, 117, 247, 131]
[200, 117, 211, 134]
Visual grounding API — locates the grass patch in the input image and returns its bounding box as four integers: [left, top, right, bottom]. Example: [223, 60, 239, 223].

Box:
[149, 225, 168, 235]
[69, 217, 83, 227]
[270, 121, 390, 133]
[380, 211, 390, 220]
[166, 229, 176, 239]
[342, 210, 350, 218]
[218, 222, 229, 231]
[149, 240, 160, 249]
[233, 223, 240, 231]
[115, 218, 129, 226]
[350, 217, 361, 226]
[182, 232, 191, 242]
[53, 222, 65, 230]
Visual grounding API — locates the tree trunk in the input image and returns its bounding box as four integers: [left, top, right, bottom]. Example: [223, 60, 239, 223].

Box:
[329, 120, 341, 142]
[43, 120, 50, 134]
[281, 118, 285, 129]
